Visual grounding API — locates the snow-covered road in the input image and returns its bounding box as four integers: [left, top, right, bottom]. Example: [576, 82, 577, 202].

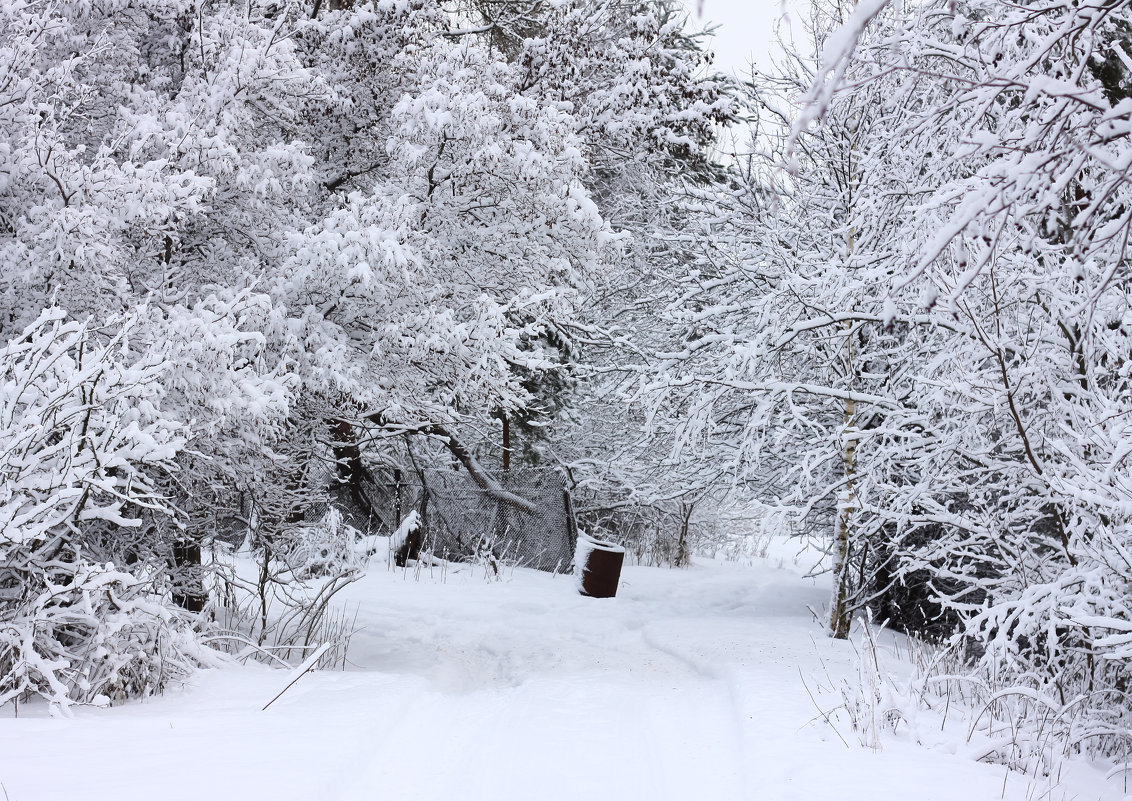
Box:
[0, 544, 1122, 801]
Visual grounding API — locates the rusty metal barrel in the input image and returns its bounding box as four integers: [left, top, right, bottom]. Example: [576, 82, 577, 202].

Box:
[574, 534, 625, 598]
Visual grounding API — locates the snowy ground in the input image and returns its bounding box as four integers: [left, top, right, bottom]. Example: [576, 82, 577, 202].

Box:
[0, 539, 1126, 801]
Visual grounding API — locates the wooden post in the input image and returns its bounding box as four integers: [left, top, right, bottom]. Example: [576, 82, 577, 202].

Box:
[501, 413, 511, 472]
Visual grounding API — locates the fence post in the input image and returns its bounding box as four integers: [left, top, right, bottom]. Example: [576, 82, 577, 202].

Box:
[393, 468, 403, 523]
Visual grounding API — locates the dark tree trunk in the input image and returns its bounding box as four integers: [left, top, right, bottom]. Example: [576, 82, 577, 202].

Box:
[501, 413, 511, 472]
[330, 418, 378, 528]
[331, 419, 364, 488]
[171, 538, 206, 613]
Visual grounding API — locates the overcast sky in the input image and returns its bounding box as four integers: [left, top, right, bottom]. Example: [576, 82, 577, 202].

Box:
[681, 0, 808, 77]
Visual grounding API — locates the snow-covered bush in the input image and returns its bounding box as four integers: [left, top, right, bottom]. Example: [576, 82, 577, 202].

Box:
[0, 309, 209, 712]
[0, 563, 218, 712]
[284, 508, 366, 579]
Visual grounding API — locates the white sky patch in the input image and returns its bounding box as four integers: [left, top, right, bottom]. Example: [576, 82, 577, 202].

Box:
[680, 0, 809, 77]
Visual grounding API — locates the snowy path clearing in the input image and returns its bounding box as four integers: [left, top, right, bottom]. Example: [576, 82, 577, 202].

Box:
[0, 544, 1122, 801]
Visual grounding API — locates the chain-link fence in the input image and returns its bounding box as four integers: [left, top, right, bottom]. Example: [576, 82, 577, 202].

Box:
[204, 460, 577, 574]
[326, 466, 421, 536]
[413, 468, 576, 573]
[322, 465, 575, 573]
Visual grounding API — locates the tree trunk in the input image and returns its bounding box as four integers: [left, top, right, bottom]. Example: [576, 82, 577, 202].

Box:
[330, 418, 377, 528]
[675, 502, 694, 568]
[829, 385, 857, 640]
[501, 413, 511, 472]
[830, 95, 860, 641]
[171, 537, 206, 613]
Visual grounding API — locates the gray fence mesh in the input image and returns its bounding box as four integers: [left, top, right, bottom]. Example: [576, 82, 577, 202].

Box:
[206, 462, 577, 575]
[331, 467, 422, 535]
[415, 468, 576, 573]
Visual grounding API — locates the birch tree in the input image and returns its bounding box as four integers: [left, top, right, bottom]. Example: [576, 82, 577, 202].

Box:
[770, 0, 1132, 757]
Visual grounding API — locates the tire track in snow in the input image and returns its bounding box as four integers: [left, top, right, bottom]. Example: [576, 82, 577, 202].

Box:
[635, 624, 758, 801]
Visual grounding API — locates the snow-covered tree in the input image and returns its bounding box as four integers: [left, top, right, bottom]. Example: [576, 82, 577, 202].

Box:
[0, 308, 212, 711]
[719, 0, 1132, 759]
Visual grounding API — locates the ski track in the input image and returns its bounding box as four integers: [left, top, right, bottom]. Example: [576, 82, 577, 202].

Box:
[0, 545, 1124, 801]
